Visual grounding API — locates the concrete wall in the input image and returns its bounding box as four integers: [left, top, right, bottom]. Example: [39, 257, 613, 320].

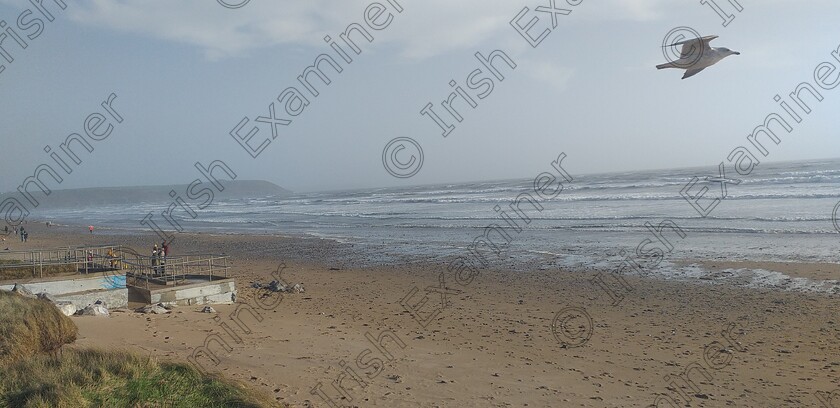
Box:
[0, 272, 128, 309]
[0, 273, 126, 296]
[147, 279, 236, 306]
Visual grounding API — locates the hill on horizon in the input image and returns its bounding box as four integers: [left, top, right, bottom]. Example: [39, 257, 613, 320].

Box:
[2, 180, 290, 209]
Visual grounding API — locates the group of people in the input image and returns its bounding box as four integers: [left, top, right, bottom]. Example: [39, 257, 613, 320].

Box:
[13, 226, 28, 243]
[2, 225, 30, 242]
[151, 241, 170, 275]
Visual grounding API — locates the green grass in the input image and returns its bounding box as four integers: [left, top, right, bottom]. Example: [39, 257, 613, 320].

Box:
[0, 348, 281, 408]
[0, 291, 282, 407]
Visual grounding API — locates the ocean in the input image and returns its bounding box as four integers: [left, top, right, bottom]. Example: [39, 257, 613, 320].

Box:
[34, 158, 840, 293]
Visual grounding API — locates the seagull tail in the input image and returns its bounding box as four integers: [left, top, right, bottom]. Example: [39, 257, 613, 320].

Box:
[656, 62, 675, 70]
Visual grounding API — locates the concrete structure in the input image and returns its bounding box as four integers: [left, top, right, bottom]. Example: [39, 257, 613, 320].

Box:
[1, 245, 235, 308]
[0, 272, 128, 309]
[133, 278, 236, 306]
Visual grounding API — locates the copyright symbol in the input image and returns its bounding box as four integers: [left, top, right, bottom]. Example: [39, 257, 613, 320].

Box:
[551, 307, 593, 348]
[382, 137, 424, 178]
[217, 0, 250, 9]
[833, 201, 840, 233]
[662, 26, 703, 69]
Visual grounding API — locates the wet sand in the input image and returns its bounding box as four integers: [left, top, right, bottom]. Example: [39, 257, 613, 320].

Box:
[4, 223, 839, 407]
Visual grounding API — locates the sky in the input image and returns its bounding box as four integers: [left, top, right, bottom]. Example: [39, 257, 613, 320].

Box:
[0, 0, 838, 194]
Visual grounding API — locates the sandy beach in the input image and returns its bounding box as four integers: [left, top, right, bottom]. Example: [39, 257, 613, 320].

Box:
[1, 223, 836, 407]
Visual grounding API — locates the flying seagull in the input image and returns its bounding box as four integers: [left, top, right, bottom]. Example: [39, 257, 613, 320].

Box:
[656, 35, 739, 79]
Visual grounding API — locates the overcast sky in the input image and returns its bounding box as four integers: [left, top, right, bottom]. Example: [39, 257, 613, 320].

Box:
[0, 0, 838, 193]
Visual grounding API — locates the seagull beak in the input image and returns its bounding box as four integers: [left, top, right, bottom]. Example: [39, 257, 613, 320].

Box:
[733, 51, 741, 55]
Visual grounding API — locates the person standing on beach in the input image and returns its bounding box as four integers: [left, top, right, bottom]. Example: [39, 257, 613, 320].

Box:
[89, 225, 94, 234]
[19, 227, 25, 242]
[161, 241, 169, 274]
[107, 248, 117, 269]
[151, 245, 159, 275]
[22, 231, 28, 243]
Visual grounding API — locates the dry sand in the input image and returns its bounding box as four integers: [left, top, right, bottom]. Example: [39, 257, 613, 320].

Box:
[3, 223, 839, 407]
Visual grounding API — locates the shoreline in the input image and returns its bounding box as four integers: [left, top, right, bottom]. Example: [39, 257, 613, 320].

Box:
[11, 218, 840, 292]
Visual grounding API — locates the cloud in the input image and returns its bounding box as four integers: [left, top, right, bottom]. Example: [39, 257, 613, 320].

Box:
[8, 0, 693, 60]
[64, 0, 338, 59]
[63, 0, 515, 59]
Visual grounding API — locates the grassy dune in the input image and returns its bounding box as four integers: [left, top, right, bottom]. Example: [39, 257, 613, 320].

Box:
[0, 291, 281, 407]
[0, 349, 279, 408]
[0, 290, 78, 363]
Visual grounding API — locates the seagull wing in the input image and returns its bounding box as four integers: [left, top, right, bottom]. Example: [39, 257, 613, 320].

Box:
[674, 35, 718, 60]
[682, 67, 707, 79]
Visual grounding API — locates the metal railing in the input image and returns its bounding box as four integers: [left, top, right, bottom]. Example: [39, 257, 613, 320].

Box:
[121, 253, 230, 289]
[0, 245, 123, 280]
[0, 246, 230, 289]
